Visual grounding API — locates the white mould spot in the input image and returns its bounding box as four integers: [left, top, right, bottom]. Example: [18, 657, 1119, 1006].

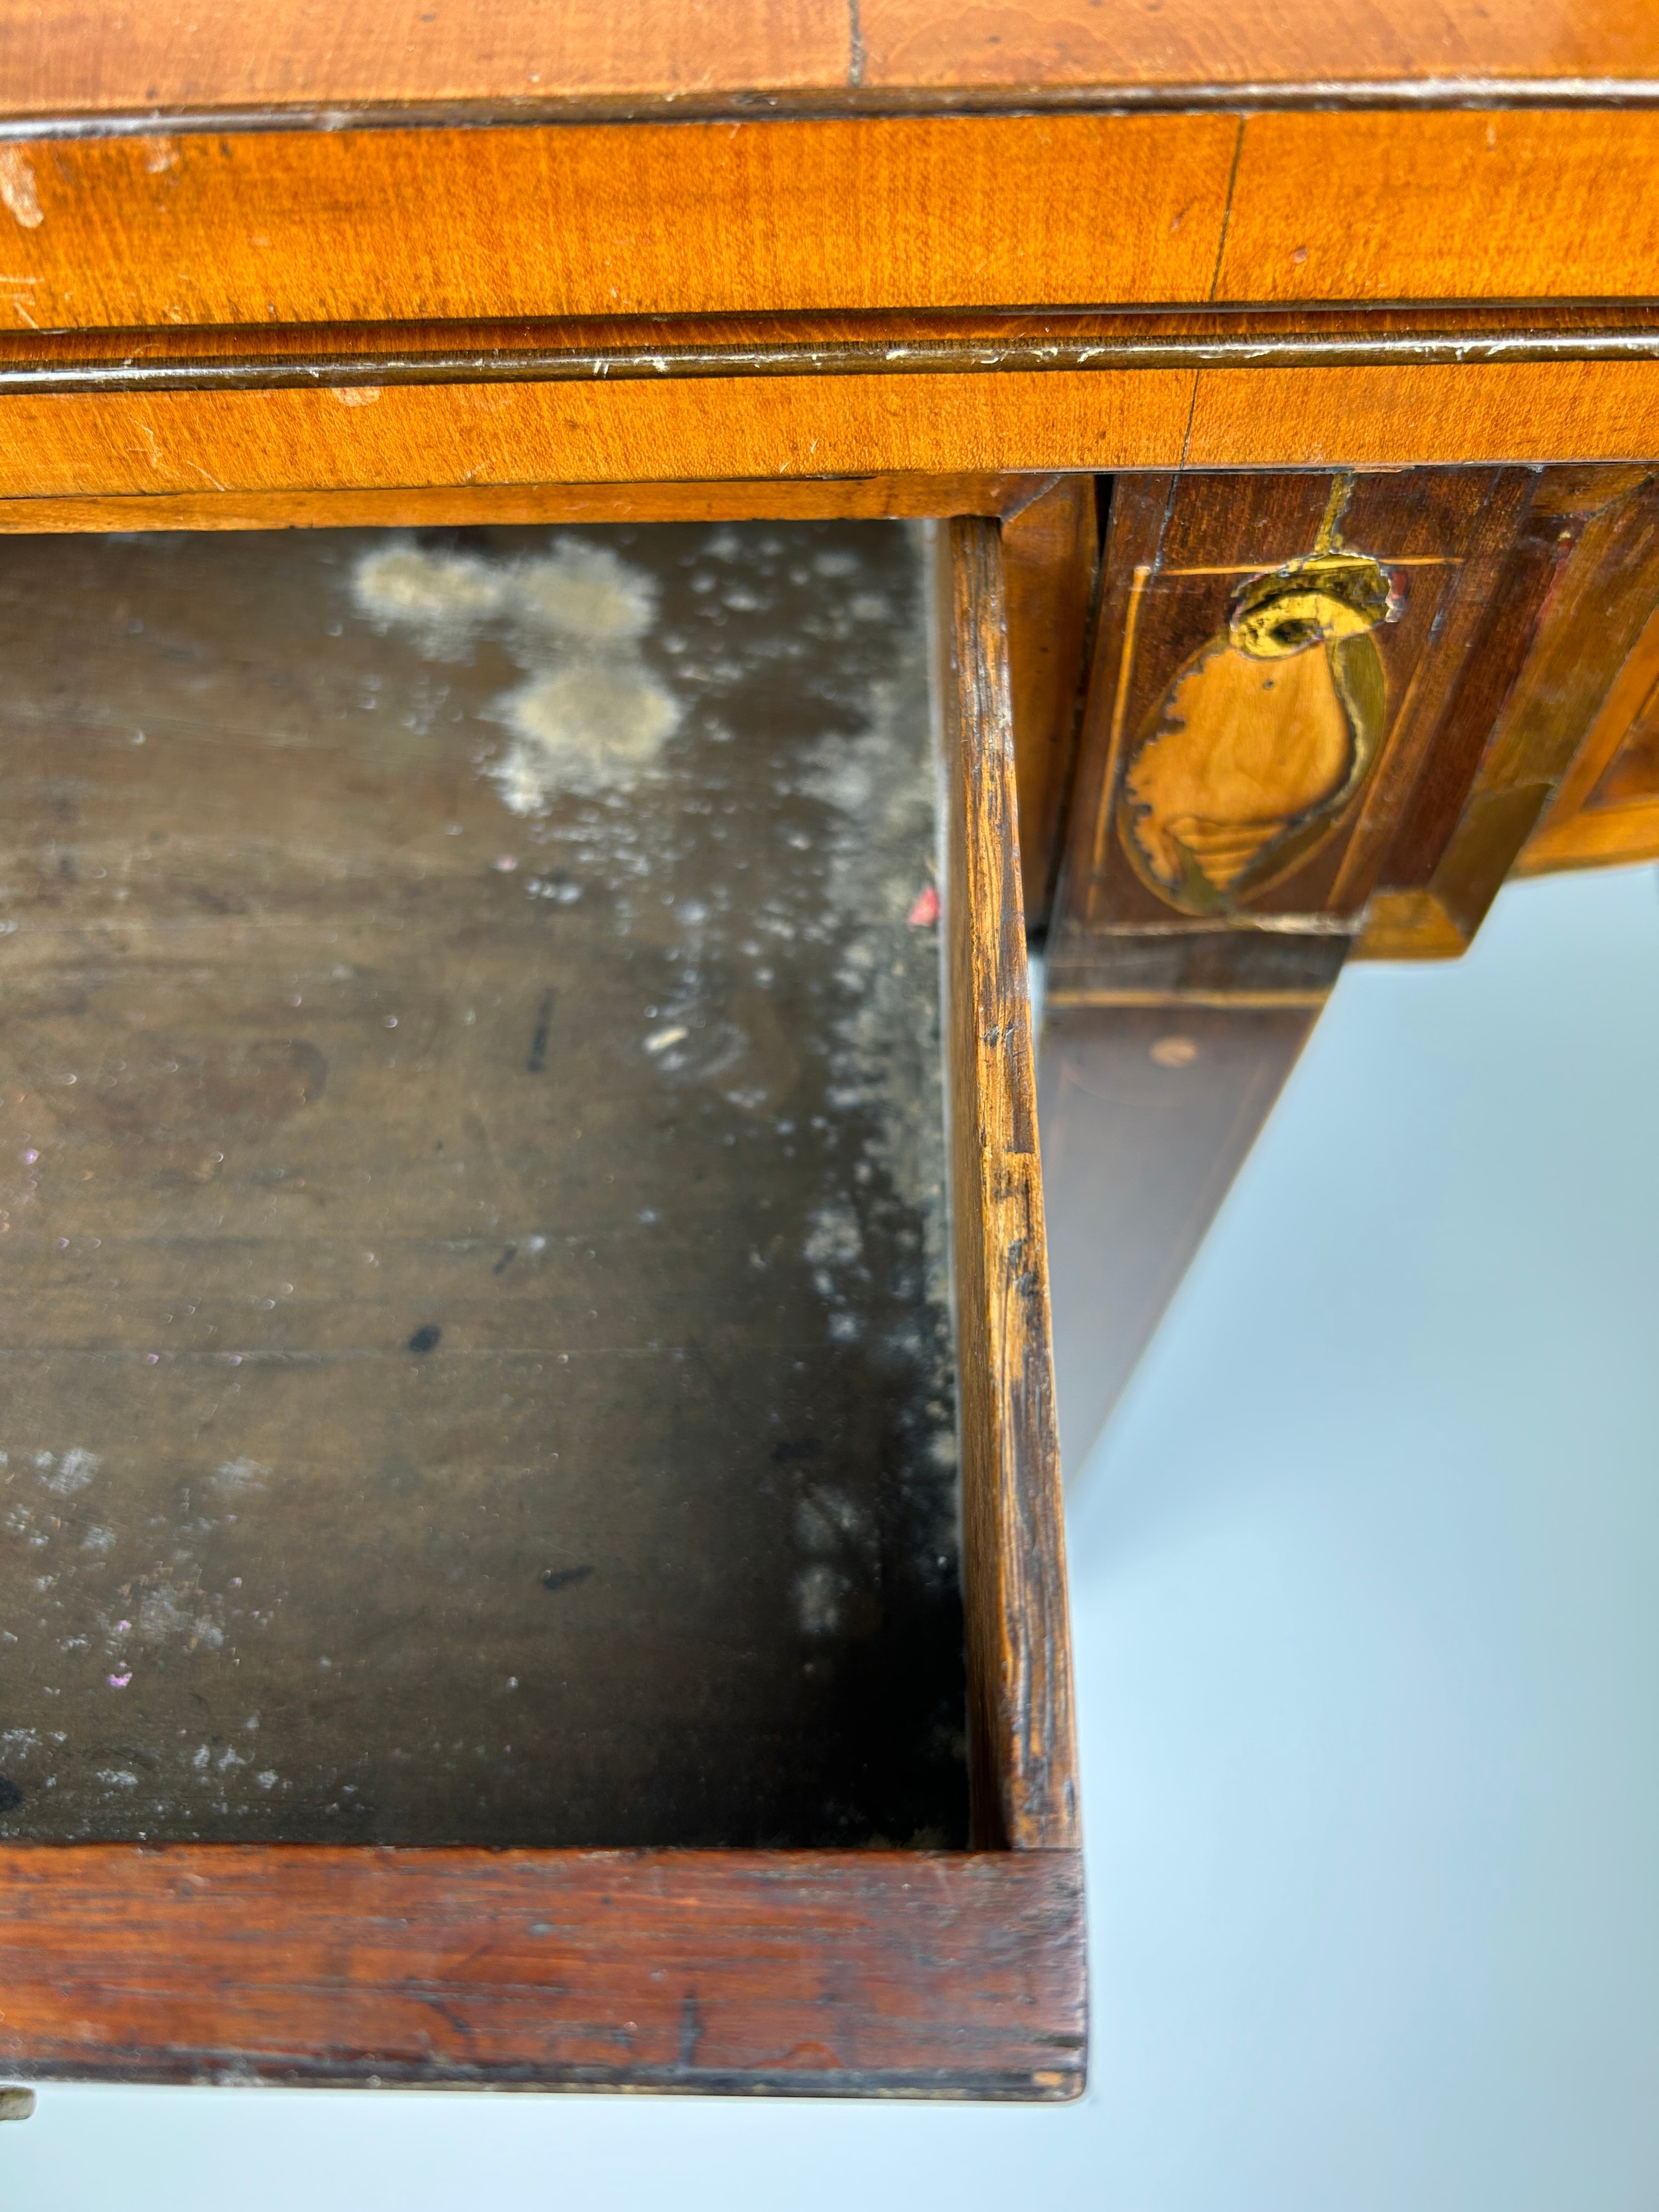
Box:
[803, 1199, 861, 1270]
[213, 1457, 268, 1494]
[333, 385, 383, 407]
[38, 1447, 99, 1497]
[508, 542, 656, 642]
[0, 146, 43, 229]
[796, 1489, 867, 1554]
[352, 546, 506, 650]
[795, 1562, 847, 1637]
[797, 661, 953, 1344]
[137, 1583, 225, 1649]
[492, 662, 681, 812]
[351, 536, 680, 810]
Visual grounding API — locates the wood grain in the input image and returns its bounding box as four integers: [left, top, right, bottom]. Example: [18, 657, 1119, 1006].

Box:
[1216, 111, 1659, 305]
[4, 0, 1655, 114]
[1401, 475, 1659, 931]
[0, 376, 1196, 500]
[938, 518, 1077, 1852]
[0, 117, 1233, 332]
[1185, 362, 1659, 469]
[0, 474, 1057, 533]
[1366, 488, 1589, 912]
[0, 1844, 1086, 2096]
[1519, 563, 1659, 873]
[0, 1, 849, 114]
[6, 112, 1655, 339]
[1354, 467, 1655, 951]
[860, 0, 1659, 91]
[1328, 472, 1534, 910]
[5, 356, 1657, 515]
[1003, 477, 1098, 930]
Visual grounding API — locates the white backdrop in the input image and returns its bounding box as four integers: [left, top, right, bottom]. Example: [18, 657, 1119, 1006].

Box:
[7, 863, 1658, 2212]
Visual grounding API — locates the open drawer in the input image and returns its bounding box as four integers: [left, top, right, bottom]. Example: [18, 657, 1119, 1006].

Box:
[0, 516, 1080, 2100]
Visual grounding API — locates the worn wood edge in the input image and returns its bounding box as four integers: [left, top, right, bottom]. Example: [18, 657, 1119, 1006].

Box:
[0, 477, 1052, 533]
[8, 325, 1659, 397]
[1352, 887, 1471, 958]
[936, 518, 1080, 1854]
[0, 1844, 1086, 2097]
[10, 84, 1659, 135]
[7, 303, 1658, 373]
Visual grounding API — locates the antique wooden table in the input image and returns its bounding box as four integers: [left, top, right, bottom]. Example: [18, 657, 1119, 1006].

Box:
[0, 0, 1654, 2103]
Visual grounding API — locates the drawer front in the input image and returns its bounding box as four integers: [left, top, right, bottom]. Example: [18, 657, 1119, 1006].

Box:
[0, 513, 1081, 2097]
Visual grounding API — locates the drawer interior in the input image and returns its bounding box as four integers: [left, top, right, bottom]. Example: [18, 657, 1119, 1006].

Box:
[0, 520, 969, 1852]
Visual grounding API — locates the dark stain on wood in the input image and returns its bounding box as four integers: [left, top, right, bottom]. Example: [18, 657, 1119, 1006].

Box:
[526, 987, 556, 1073]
